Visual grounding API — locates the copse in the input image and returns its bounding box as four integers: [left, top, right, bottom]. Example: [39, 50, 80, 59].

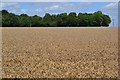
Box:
[0, 11, 2, 27]
[68, 12, 78, 27]
[2, 10, 19, 27]
[2, 10, 111, 27]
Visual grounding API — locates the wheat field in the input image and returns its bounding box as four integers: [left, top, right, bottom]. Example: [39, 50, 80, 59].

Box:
[2, 27, 119, 78]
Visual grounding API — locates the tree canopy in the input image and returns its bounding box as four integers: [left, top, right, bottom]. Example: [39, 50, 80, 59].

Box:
[1, 10, 111, 27]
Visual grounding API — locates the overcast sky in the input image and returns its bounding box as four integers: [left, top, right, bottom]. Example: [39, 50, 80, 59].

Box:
[1, 1, 119, 27]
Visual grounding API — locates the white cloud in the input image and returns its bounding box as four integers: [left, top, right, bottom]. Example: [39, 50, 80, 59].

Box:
[2, 2, 18, 8]
[87, 11, 96, 13]
[101, 2, 118, 27]
[35, 8, 42, 12]
[104, 3, 118, 8]
[2, 0, 120, 2]
[2, 0, 68, 2]
[21, 9, 28, 13]
[1, 2, 91, 16]
[45, 5, 61, 11]
[1, 2, 22, 15]
[52, 5, 59, 8]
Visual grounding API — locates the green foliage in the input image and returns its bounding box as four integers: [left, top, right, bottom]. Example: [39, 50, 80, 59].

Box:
[67, 12, 78, 27]
[31, 16, 42, 27]
[56, 13, 68, 27]
[2, 13, 19, 27]
[18, 14, 30, 27]
[1, 10, 111, 27]
[102, 15, 111, 26]
[93, 11, 103, 26]
[2, 10, 9, 15]
[0, 11, 2, 26]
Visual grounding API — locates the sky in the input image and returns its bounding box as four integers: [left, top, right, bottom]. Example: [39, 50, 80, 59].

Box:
[1, 1, 119, 27]
[2, 0, 120, 2]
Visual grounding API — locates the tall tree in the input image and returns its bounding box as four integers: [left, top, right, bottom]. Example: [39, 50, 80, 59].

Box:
[68, 12, 78, 27]
[57, 13, 68, 27]
[102, 15, 111, 26]
[93, 11, 103, 26]
[2, 10, 111, 27]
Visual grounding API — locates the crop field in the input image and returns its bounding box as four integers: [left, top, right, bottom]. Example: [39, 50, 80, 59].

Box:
[2, 27, 119, 78]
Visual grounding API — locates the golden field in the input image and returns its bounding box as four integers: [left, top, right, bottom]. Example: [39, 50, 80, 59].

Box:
[2, 27, 119, 78]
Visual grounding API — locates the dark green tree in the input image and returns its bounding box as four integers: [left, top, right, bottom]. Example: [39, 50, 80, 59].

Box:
[2, 10, 111, 27]
[102, 15, 111, 26]
[93, 11, 103, 26]
[68, 12, 78, 27]
[57, 13, 68, 27]
[2, 10, 9, 15]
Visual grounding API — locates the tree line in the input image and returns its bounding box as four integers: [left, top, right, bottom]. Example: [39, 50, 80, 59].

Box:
[1, 10, 111, 27]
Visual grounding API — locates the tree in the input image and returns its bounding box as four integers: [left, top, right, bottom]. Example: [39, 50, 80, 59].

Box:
[102, 15, 111, 26]
[69, 12, 77, 17]
[56, 13, 68, 27]
[2, 10, 111, 27]
[19, 14, 30, 27]
[20, 14, 28, 17]
[78, 13, 89, 26]
[2, 13, 19, 27]
[68, 12, 78, 27]
[31, 15, 42, 27]
[0, 11, 2, 27]
[93, 11, 103, 26]
[43, 13, 52, 22]
[2, 10, 9, 15]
